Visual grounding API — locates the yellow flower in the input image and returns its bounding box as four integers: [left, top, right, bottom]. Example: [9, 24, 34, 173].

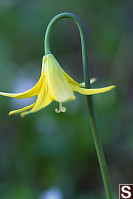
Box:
[0, 54, 115, 117]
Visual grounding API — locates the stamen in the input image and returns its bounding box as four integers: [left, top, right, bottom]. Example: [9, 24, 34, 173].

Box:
[55, 102, 66, 113]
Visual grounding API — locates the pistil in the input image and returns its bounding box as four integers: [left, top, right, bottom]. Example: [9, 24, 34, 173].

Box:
[55, 102, 66, 113]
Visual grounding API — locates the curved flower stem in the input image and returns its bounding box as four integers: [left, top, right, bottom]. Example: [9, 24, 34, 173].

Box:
[44, 13, 113, 199]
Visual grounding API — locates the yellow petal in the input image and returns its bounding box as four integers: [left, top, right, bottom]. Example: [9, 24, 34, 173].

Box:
[9, 103, 35, 116]
[29, 74, 53, 113]
[31, 78, 46, 111]
[90, 78, 96, 84]
[71, 84, 116, 95]
[46, 54, 75, 102]
[0, 62, 44, 99]
[21, 72, 53, 117]
[63, 69, 81, 87]
[80, 78, 96, 87]
[21, 93, 53, 117]
[63, 67, 96, 87]
[21, 75, 46, 116]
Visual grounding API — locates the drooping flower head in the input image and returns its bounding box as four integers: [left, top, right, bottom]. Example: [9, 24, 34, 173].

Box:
[0, 54, 115, 117]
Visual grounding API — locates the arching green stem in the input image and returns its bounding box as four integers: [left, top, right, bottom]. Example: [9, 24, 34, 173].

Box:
[44, 13, 113, 199]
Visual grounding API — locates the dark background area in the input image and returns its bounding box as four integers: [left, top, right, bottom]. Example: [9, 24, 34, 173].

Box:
[0, 0, 133, 198]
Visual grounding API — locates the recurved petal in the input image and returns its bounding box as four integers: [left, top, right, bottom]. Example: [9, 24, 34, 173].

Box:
[80, 78, 96, 87]
[21, 92, 53, 117]
[9, 103, 35, 116]
[21, 75, 46, 114]
[28, 76, 52, 112]
[62, 67, 96, 87]
[63, 69, 81, 87]
[0, 83, 39, 99]
[71, 84, 116, 95]
[0, 63, 44, 99]
[21, 74, 53, 117]
[46, 54, 75, 102]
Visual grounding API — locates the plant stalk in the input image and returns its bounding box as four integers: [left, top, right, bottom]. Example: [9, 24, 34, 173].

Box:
[44, 12, 113, 199]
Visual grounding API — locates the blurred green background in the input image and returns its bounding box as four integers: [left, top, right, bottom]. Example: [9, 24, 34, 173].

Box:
[0, 0, 133, 199]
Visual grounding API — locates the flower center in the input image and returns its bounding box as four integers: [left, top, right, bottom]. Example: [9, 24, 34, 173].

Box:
[55, 102, 66, 113]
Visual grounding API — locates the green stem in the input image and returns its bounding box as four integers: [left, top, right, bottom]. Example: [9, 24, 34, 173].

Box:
[44, 12, 113, 199]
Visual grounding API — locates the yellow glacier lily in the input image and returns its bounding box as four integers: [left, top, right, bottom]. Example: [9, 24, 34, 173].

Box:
[0, 54, 115, 117]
